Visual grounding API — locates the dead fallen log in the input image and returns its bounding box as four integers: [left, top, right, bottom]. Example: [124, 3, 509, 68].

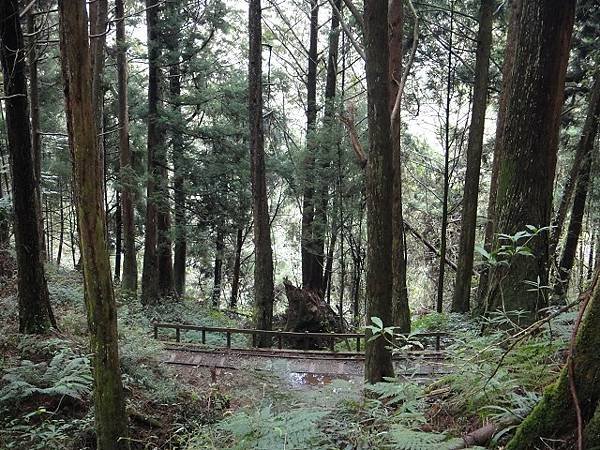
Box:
[283, 279, 343, 349]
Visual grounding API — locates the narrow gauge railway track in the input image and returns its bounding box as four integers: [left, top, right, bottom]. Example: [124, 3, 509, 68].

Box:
[162, 342, 446, 361]
[161, 343, 449, 378]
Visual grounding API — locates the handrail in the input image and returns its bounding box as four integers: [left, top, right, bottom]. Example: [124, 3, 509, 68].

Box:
[151, 321, 447, 352]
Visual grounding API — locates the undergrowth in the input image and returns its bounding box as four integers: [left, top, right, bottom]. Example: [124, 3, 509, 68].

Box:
[0, 265, 238, 450]
[0, 263, 576, 449]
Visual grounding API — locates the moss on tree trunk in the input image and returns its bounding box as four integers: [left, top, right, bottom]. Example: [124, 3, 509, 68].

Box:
[364, 0, 395, 383]
[506, 271, 600, 449]
[58, 3, 130, 449]
[248, 0, 275, 346]
[487, 0, 576, 319]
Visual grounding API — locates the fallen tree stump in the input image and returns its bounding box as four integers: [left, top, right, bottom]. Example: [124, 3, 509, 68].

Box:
[283, 279, 344, 349]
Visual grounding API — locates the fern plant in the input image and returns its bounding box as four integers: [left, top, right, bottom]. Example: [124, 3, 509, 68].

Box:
[389, 426, 485, 450]
[218, 405, 328, 450]
[0, 348, 92, 408]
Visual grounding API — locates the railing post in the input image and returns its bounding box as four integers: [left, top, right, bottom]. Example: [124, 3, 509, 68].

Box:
[176, 327, 180, 343]
[356, 336, 360, 352]
[153, 323, 158, 340]
[252, 332, 257, 347]
[226, 331, 231, 348]
[304, 331, 309, 351]
[329, 332, 335, 352]
[436, 334, 441, 351]
[202, 330, 206, 345]
[278, 331, 282, 349]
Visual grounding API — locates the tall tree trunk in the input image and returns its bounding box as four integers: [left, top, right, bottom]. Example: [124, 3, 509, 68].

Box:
[506, 269, 600, 449]
[0, 105, 11, 194]
[588, 228, 595, 281]
[0, 124, 8, 246]
[0, 163, 7, 246]
[451, 0, 494, 313]
[301, 0, 322, 294]
[436, 2, 454, 314]
[553, 146, 596, 298]
[116, 0, 138, 294]
[141, 0, 162, 304]
[324, 227, 338, 304]
[58, 3, 130, 449]
[26, 11, 46, 262]
[487, 0, 576, 319]
[0, 0, 55, 334]
[477, 0, 523, 307]
[315, 0, 342, 301]
[49, 197, 54, 258]
[230, 227, 244, 308]
[114, 191, 122, 281]
[89, 0, 108, 233]
[69, 193, 76, 267]
[389, 0, 410, 332]
[167, 2, 186, 299]
[249, 0, 274, 345]
[154, 4, 174, 299]
[550, 70, 600, 259]
[212, 228, 224, 308]
[593, 233, 600, 270]
[364, 0, 395, 383]
[57, 180, 64, 266]
[157, 184, 174, 296]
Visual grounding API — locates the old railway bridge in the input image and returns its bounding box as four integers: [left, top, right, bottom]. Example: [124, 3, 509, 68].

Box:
[153, 322, 449, 382]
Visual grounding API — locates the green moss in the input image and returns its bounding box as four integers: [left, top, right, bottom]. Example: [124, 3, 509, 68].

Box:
[585, 406, 600, 448]
[506, 375, 570, 448]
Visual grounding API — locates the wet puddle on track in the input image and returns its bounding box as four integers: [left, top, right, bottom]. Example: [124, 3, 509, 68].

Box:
[286, 371, 355, 388]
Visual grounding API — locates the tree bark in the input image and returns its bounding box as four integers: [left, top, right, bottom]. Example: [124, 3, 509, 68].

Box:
[301, 0, 322, 294]
[477, 0, 523, 308]
[0, 0, 54, 334]
[364, 0, 395, 383]
[550, 70, 600, 260]
[249, 0, 274, 346]
[0, 164, 7, 246]
[171, 89, 186, 295]
[26, 11, 46, 262]
[211, 228, 224, 308]
[436, 2, 454, 314]
[389, 0, 410, 332]
[553, 143, 596, 299]
[58, 2, 130, 449]
[314, 0, 342, 300]
[167, 1, 186, 299]
[155, 4, 174, 298]
[323, 226, 338, 304]
[230, 227, 244, 308]
[116, 0, 138, 294]
[487, 0, 576, 319]
[57, 180, 64, 266]
[114, 191, 122, 281]
[588, 228, 595, 282]
[141, 0, 162, 304]
[506, 270, 600, 449]
[157, 182, 174, 297]
[89, 0, 108, 237]
[451, 0, 494, 313]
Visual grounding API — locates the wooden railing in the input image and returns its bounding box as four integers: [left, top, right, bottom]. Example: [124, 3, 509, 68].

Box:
[152, 322, 446, 352]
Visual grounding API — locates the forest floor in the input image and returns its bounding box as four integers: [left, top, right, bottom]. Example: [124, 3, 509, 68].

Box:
[0, 256, 579, 449]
